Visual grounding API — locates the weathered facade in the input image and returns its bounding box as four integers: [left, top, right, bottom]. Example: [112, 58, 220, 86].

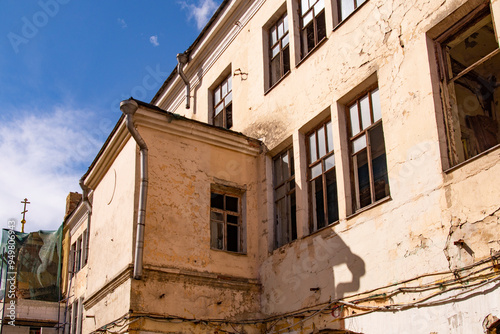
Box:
[68, 0, 500, 333]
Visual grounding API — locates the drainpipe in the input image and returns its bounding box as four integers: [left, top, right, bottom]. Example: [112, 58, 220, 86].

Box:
[177, 52, 190, 109]
[120, 99, 148, 280]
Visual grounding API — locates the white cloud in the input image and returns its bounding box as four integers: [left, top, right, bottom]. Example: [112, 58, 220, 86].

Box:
[0, 107, 103, 233]
[179, 0, 219, 30]
[149, 35, 159, 47]
[117, 18, 127, 29]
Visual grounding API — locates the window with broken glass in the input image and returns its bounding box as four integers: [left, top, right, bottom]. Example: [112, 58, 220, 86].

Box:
[336, 0, 366, 23]
[347, 86, 389, 211]
[307, 120, 339, 231]
[210, 191, 242, 253]
[213, 75, 233, 129]
[273, 147, 297, 248]
[300, 0, 326, 58]
[269, 13, 290, 87]
[436, 7, 500, 167]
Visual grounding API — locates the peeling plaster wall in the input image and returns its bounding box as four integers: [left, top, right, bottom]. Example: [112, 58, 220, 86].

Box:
[153, 0, 500, 332]
[132, 120, 263, 320]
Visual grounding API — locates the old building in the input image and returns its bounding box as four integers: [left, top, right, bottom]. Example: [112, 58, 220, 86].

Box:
[69, 0, 500, 332]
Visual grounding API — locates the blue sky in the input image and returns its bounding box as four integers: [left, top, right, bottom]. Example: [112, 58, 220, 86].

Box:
[0, 0, 221, 232]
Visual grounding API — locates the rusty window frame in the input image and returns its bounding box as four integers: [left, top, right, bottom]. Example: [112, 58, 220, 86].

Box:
[273, 146, 297, 248]
[346, 85, 389, 211]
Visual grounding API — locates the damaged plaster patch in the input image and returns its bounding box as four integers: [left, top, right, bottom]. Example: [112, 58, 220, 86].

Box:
[444, 207, 500, 273]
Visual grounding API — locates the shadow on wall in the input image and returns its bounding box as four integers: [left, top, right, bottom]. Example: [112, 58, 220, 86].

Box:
[263, 232, 366, 311]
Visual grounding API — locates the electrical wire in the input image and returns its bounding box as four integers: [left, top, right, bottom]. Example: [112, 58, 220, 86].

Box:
[89, 252, 500, 333]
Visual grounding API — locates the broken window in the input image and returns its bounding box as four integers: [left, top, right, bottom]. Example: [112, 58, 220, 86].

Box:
[210, 190, 243, 253]
[347, 86, 389, 211]
[436, 7, 500, 167]
[213, 74, 233, 129]
[273, 147, 297, 248]
[269, 13, 291, 87]
[336, 0, 366, 23]
[300, 0, 326, 58]
[307, 120, 339, 231]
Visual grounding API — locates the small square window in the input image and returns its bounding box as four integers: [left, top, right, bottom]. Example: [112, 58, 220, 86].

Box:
[210, 190, 243, 253]
[435, 7, 500, 167]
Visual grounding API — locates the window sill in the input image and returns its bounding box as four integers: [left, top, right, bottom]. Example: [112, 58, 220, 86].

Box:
[210, 247, 247, 256]
[332, 1, 370, 33]
[296, 37, 328, 68]
[444, 143, 500, 174]
[346, 195, 392, 220]
[264, 71, 291, 96]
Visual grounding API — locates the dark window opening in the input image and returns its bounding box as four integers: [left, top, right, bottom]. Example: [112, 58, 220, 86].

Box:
[210, 191, 242, 253]
[347, 86, 389, 211]
[436, 9, 500, 167]
[307, 120, 339, 231]
[300, 0, 326, 58]
[273, 147, 297, 248]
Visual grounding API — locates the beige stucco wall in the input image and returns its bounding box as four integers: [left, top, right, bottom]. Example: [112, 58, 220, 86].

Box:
[82, 136, 137, 331]
[153, 0, 500, 332]
[129, 113, 263, 321]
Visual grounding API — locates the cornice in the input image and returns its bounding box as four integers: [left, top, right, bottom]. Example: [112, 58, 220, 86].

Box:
[156, 0, 266, 111]
[135, 107, 261, 157]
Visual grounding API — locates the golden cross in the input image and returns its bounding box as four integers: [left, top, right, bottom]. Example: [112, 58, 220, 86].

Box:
[21, 198, 30, 233]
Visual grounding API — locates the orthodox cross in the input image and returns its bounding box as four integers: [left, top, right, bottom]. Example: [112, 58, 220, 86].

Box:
[21, 198, 30, 233]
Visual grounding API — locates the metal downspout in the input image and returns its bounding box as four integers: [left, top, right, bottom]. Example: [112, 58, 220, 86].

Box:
[120, 99, 148, 280]
[177, 52, 190, 109]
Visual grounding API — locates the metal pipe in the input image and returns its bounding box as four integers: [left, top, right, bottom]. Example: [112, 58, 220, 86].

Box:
[176, 52, 190, 109]
[120, 99, 148, 280]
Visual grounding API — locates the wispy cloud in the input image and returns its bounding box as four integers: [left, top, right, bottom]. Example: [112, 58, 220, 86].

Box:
[117, 18, 127, 29]
[179, 0, 220, 30]
[149, 35, 159, 47]
[0, 107, 103, 232]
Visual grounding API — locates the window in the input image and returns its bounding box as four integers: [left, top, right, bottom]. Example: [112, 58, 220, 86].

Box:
[70, 242, 76, 277]
[347, 86, 389, 211]
[307, 120, 339, 230]
[210, 190, 243, 253]
[436, 7, 500, 167]
[273, 147, 297, 248]
[75, 236, 82, 272]
[82, 229, 88, 267]
[300, 0, 326, 58]
[213, 75, 233, 129]
[71, 300, 78, 334]
[29, 328, 41, 334]
[336, 0, 366, 23]
[269, 13, 290, 87]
